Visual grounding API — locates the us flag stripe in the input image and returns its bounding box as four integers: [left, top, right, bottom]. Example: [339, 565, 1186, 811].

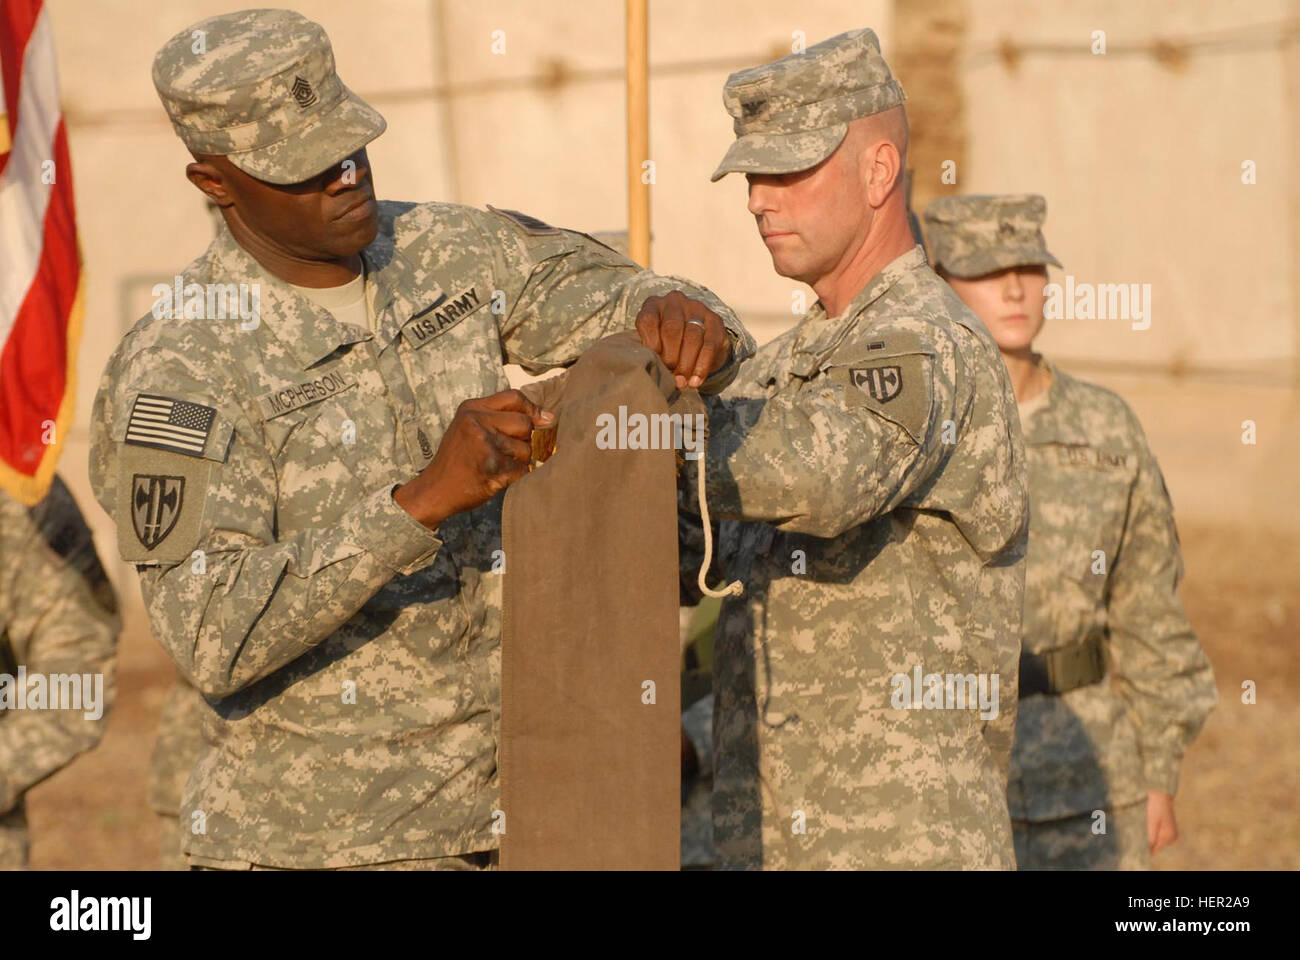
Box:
[124, 428, 205, 451]
[128, 414, 208, 438]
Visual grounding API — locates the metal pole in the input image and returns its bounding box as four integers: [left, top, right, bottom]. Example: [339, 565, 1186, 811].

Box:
[626, 0, 650, 267]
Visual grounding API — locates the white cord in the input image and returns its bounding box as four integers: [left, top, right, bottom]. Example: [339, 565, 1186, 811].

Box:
[694, 435, 744, 599]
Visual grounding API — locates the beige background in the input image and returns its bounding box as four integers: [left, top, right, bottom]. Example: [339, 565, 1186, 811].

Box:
[47, 0, 1298, 573]
[17, 0, 1298, 867]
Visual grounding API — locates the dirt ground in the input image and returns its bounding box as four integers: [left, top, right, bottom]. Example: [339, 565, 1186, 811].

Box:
[19, 517, 1297, 870]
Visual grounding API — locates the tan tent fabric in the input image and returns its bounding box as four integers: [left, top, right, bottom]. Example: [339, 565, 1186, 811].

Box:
[500, 332, 689, 869]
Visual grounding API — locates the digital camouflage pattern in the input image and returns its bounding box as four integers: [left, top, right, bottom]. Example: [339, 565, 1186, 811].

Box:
[923, 194, 1062, 279]
[1013, 799, 1149, 871]
[149, 671, 206, 869]
[682, 245, 1029, 869]
[1007, 357, 1216, 824]
[153, 9, 386, 185]
[711, 28, 906, 182]
[89, 201, 753, 869]
[0, 476, 120, 866]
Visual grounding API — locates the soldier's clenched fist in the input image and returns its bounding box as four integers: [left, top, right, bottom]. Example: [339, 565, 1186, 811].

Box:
[395, 389, 554, 529]
[635, 290, 732, 389]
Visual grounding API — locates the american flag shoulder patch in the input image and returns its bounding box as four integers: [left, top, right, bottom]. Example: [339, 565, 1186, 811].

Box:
[124, 394, 217, 458]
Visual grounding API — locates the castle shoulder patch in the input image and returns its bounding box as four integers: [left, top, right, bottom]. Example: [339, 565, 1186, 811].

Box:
[827, 352, 933, 444]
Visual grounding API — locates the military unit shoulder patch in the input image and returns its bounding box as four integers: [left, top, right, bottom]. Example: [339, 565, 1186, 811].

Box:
[850, 365, 903, 403]
[829, 352, 933, 444]
[125, 394, 216, 458]
[131, 474, 185, 549]
[488, 205, 561, 236]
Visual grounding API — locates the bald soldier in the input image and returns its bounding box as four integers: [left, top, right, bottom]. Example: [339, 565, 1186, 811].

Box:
[925, 194, 1216, 869]
[89, 8, 754, 870]
[1, 477, 120, 866]
[683, 29, 1029, 868]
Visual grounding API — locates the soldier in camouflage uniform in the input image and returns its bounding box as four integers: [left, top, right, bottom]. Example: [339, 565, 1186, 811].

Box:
[686, 29, 1029, 869]
[924, 193, 1217, 869]
[0, 477, 120, 867]
[89, 9, 754, 870]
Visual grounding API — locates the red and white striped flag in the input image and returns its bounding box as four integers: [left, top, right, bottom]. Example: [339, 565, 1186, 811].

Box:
[0, 0, 83, 505]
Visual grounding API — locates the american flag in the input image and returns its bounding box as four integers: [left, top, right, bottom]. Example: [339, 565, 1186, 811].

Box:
[0, 0, 83, 503]
[125, 394, 216, 457]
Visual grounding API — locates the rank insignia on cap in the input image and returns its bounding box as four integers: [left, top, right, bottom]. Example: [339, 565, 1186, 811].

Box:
[291, 75, 317, 109]
[125, 394, 216, 457]
[851, 366, 903, 403]
[740, 98, 768, 120]
[131, 474, 185, 550]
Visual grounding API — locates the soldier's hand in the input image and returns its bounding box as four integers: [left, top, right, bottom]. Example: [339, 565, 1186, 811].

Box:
[1147, 790, 1178, 854]
[635, 291, 732, 390]
[394, 390, 553, 529]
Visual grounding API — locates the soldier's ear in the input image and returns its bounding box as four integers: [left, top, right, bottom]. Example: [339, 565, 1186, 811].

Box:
[864, 138, 903, 209]
[186, 157, 233, 207]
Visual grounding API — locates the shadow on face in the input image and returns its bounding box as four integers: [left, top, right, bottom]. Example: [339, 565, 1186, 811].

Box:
[942, 265, 1049, 353]
[185, 148, 380, 262]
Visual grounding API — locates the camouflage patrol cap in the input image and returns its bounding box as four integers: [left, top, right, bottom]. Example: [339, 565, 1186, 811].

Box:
[152, 8, 386, 185]
[923, 194, 1062, 278]
[711, 28, 906, 183]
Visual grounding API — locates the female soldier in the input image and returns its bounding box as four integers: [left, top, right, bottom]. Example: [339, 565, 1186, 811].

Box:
[923, 194, 1216, 870]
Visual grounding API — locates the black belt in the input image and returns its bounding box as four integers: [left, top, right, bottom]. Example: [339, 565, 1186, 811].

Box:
[1019, 636, 1106, 697]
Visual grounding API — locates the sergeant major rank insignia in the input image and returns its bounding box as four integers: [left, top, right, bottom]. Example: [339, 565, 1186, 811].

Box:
[132, 474, 184, 550]
[851, 365, 903, 403]
[291, 75, 317, 109]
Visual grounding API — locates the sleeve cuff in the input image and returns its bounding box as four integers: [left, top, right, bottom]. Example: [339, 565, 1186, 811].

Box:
[349, 485, 444, 576]
[699, 329, 744, 396]
[1142, 756, 1182, 797]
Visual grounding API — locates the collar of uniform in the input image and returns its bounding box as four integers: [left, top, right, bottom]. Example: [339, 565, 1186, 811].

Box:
[208, 221, 373, 369]
[789, 244, 928, 378]
[359, 221, 446, 351]
[1021, 355, 1090, 446]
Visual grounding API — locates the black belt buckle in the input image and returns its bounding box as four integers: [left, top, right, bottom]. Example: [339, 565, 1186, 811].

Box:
[1018, 649, 1052, 697]
[1019, 637, 1106, 698]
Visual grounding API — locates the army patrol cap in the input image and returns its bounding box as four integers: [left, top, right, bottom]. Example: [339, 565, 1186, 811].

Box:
[711, 28, 906, 183]
[924, 194, 1063, 278]
[152, 8, 386, 185]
